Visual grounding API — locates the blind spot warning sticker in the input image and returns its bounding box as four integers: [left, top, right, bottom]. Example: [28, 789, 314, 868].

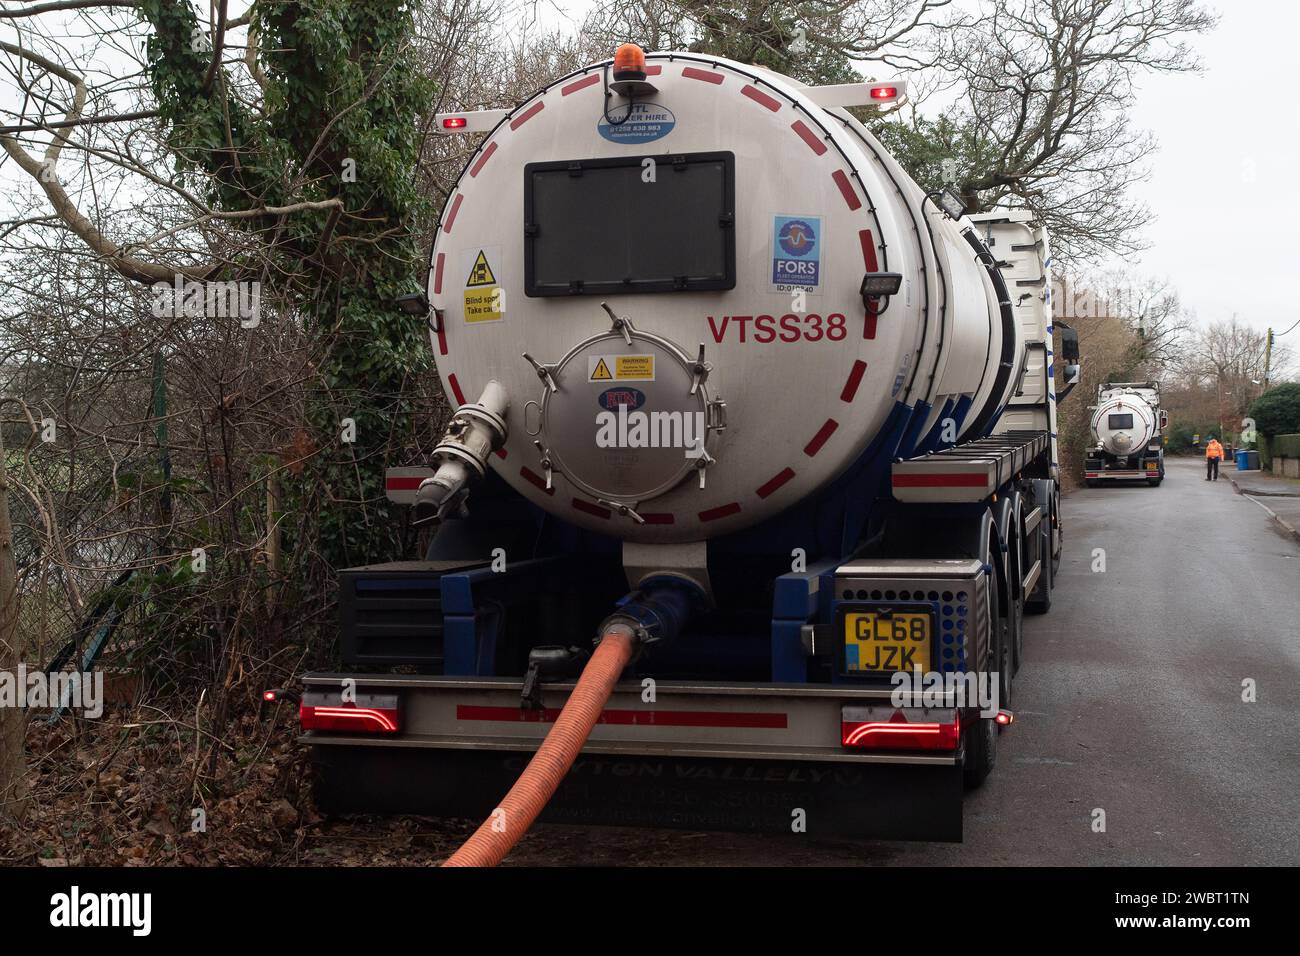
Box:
[589, 354, 655, 382]
[462, 247, 503, 322]
[466, 250, 497, 286]
[464, 287, 503, 322]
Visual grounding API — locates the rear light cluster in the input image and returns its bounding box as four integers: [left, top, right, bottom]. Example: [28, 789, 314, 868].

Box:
[299, 691, 401, 735]
[841, 706, 960, 751]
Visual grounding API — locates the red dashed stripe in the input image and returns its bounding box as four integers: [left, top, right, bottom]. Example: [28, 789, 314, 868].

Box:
[832, 170, 862, 210]
[804, 419, 839, 457]
[494, 448, 508, 459]
[385, 476, 425, 491]
[841, 360, 867, 402]
[699, 502, 741, 522]
[441, 194, 463, 234]
[433, 252, 445, 294]
[510, 101, 544, 130]
[456, 705, 786, 728]
[447, 373, 466, 405]
[859, 231, 881, 341]
[683, 66, 723, 84]
[572, 498, 611, 519]
[755, 468, 796, 499]
[435, 325, 447, 356]
[741, 85, 780, 111]
[892, 472, 988, 488]
[469, 141, 497, 178]
[562, 74, 600, 96]
[519, 466, 553, 495]
[858, 229, 879, 271]
[640, 513, 675, 525]
[791, 120, 827, 156]
[645, 65, 662, 76]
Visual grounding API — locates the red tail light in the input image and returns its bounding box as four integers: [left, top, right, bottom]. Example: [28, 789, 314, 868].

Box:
[299, 691, 400, 734]
[442, 116, 468, 129]
[841, 707, 960, 750]
[869, 85, 898, 100]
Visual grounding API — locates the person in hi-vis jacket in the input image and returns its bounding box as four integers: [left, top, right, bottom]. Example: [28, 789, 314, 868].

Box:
[1205, 436, 1224, 481]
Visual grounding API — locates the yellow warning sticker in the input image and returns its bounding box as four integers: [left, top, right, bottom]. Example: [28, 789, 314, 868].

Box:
[588, 354, 655, 382]
[466, 250, 497, 287]
[463, 287, 503, 323]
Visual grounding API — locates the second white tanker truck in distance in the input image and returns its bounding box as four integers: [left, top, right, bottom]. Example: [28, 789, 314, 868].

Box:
[1085, 382, 1167, 486]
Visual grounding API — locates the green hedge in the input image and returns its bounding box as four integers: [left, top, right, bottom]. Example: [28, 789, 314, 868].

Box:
[1275, 433, 1300, 458]
[1249, 384, 1300, 438]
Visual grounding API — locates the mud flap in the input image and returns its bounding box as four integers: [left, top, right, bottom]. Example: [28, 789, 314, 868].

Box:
[310, 745, 963, 842]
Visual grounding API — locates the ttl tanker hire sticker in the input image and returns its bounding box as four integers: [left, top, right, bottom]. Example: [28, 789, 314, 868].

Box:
[462, 247, 504, 323]
[588, 354, 656, 382]
[771, 215, 822, 294]
[597, 103, 676, 144]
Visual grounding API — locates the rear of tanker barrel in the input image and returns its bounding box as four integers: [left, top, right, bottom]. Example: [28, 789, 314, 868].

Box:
[1084, 382, 1165, 486]
[296, 45, 1071, 859]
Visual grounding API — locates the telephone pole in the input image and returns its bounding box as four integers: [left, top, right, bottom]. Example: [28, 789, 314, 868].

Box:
[1263, 327, 1274, 389]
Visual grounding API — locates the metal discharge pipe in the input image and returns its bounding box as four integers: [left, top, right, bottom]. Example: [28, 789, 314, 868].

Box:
[413, 380, 508, 526]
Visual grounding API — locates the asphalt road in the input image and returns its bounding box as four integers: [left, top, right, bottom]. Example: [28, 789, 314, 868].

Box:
[505, 456, 1300, 865]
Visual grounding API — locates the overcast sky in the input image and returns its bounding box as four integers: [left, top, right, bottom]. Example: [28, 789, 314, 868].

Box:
[3, 0, 1291, 344]
[1113, 1, 1295, 341]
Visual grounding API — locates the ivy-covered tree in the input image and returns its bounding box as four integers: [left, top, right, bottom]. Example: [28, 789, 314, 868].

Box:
[135, 0, 435, 567]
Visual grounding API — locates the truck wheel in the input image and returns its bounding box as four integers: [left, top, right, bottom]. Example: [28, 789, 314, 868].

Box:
[1006, 582, 1024, 677]
[1026, 531, 1052, 615]
[1147, 477, 1162, 486]
[1085, 478, 1100, 488]
[963, 711, 996, 790]
[1050, 490, 1061, 578]
[964, 571, 1000, 790]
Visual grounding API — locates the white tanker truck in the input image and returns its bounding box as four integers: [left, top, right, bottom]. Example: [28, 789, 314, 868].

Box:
[1084, 382, 1167, 486]
[295, 46, 1076, 844]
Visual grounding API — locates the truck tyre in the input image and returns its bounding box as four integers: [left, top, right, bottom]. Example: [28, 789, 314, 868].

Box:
[1026, 544, 1052, 614]
[964, 565, 1000, 790]
[1085, 478, 1099, 488]
[1050, 489, 1062, 578]
[1026, 516, 1052, 615]
[1006, 568, 1024, 676]
[998, 558, 1016, 710]
[963, 709, 996, 791]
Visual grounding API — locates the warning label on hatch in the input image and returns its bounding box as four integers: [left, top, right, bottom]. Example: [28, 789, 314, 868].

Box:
[463, 247, 503, 323]
[589, 354, 655, 382]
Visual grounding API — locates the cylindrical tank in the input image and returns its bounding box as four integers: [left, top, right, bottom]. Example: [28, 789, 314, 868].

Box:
[427, 51, 1022, 543]
[1091, 394, 1157, 457]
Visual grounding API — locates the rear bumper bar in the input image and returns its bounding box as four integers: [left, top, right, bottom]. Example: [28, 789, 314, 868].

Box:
[301, 674, 966, 840]
[301, 674, 960, 766]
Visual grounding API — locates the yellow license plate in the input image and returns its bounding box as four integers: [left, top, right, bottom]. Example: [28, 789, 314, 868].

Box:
[844, 612, 931, 673]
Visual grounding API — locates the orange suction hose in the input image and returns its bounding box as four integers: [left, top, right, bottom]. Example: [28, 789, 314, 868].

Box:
[441, 624, 638, 866]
